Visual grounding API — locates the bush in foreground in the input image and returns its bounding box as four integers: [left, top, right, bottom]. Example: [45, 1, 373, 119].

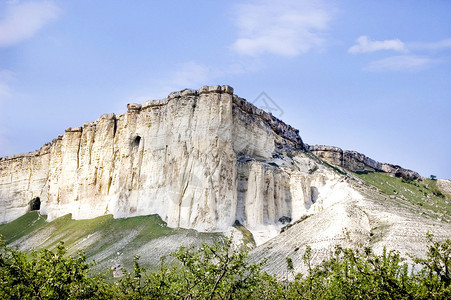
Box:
[0, 234, 450, 299]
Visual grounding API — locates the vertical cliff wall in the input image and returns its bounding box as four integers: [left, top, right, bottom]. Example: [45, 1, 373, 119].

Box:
[0, 86, 360, 240]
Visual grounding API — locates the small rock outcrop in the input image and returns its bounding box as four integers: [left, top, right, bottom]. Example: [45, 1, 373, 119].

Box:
[308, 145, 420, 180]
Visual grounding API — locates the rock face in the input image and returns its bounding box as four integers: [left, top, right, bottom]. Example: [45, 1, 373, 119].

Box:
[308, 145, 420, 180]
[2, 85, 450, 277]
[250, 177, 451, 277]
[2, 85, 359, 243]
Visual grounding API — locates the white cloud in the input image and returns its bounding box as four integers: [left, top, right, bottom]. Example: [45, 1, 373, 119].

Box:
[231, 0, 332, 57]
[351, 37, 451, 71]
[0, 1, 60, 47]
[348, 36, 406, 54]
[365, 55, 433, 72]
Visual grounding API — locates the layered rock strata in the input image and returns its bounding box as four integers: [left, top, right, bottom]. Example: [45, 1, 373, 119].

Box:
[2, 85, 343, 240]
[308, 145, 420, 179]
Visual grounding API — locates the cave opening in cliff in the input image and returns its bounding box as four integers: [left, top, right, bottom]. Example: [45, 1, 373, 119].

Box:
[133, 136, 141, 148]
[30, 197, 41, 211]
[310, 187, 319, 204]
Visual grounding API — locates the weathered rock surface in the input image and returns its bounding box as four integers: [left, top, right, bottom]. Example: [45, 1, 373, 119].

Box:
[250, 178, 451, 277]
[308, 145, 420, 179]
[1, 85, 450, 277]
[2, 85, 354, 244]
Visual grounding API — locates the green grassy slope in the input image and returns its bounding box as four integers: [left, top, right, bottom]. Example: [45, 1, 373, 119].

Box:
[232, 220, 256, 248]
[356, 172, 451, 222]
[0, 211, 47, 244]
[0, 212, 223, 273]
[0, 213, 172, 248]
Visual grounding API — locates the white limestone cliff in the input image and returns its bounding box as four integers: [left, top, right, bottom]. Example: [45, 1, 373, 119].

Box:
[0, 85, 362, 244]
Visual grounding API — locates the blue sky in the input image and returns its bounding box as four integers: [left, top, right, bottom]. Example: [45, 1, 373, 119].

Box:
[0, 0, 450, 179]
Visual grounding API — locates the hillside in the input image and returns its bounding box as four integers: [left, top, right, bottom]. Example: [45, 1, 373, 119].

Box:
[0, 212, 222, 274]
[0, 85, 450, 278]
[1, 149, 450, 276]
[250, 163, 451, 277]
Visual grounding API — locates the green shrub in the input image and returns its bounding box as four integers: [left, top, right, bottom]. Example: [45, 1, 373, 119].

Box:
[0, 238, 112, 299]
[308, 165, 318, 174]
[1, 234, 450, 299]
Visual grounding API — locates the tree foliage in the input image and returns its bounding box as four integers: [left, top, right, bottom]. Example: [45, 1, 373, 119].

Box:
[0, 238, 112, 299]
[0, 234, 450, 299]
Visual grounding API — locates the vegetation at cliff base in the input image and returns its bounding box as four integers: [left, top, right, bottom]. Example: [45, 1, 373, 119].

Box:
[0, 212, 222, 274]
[1, 234, 450, 299]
